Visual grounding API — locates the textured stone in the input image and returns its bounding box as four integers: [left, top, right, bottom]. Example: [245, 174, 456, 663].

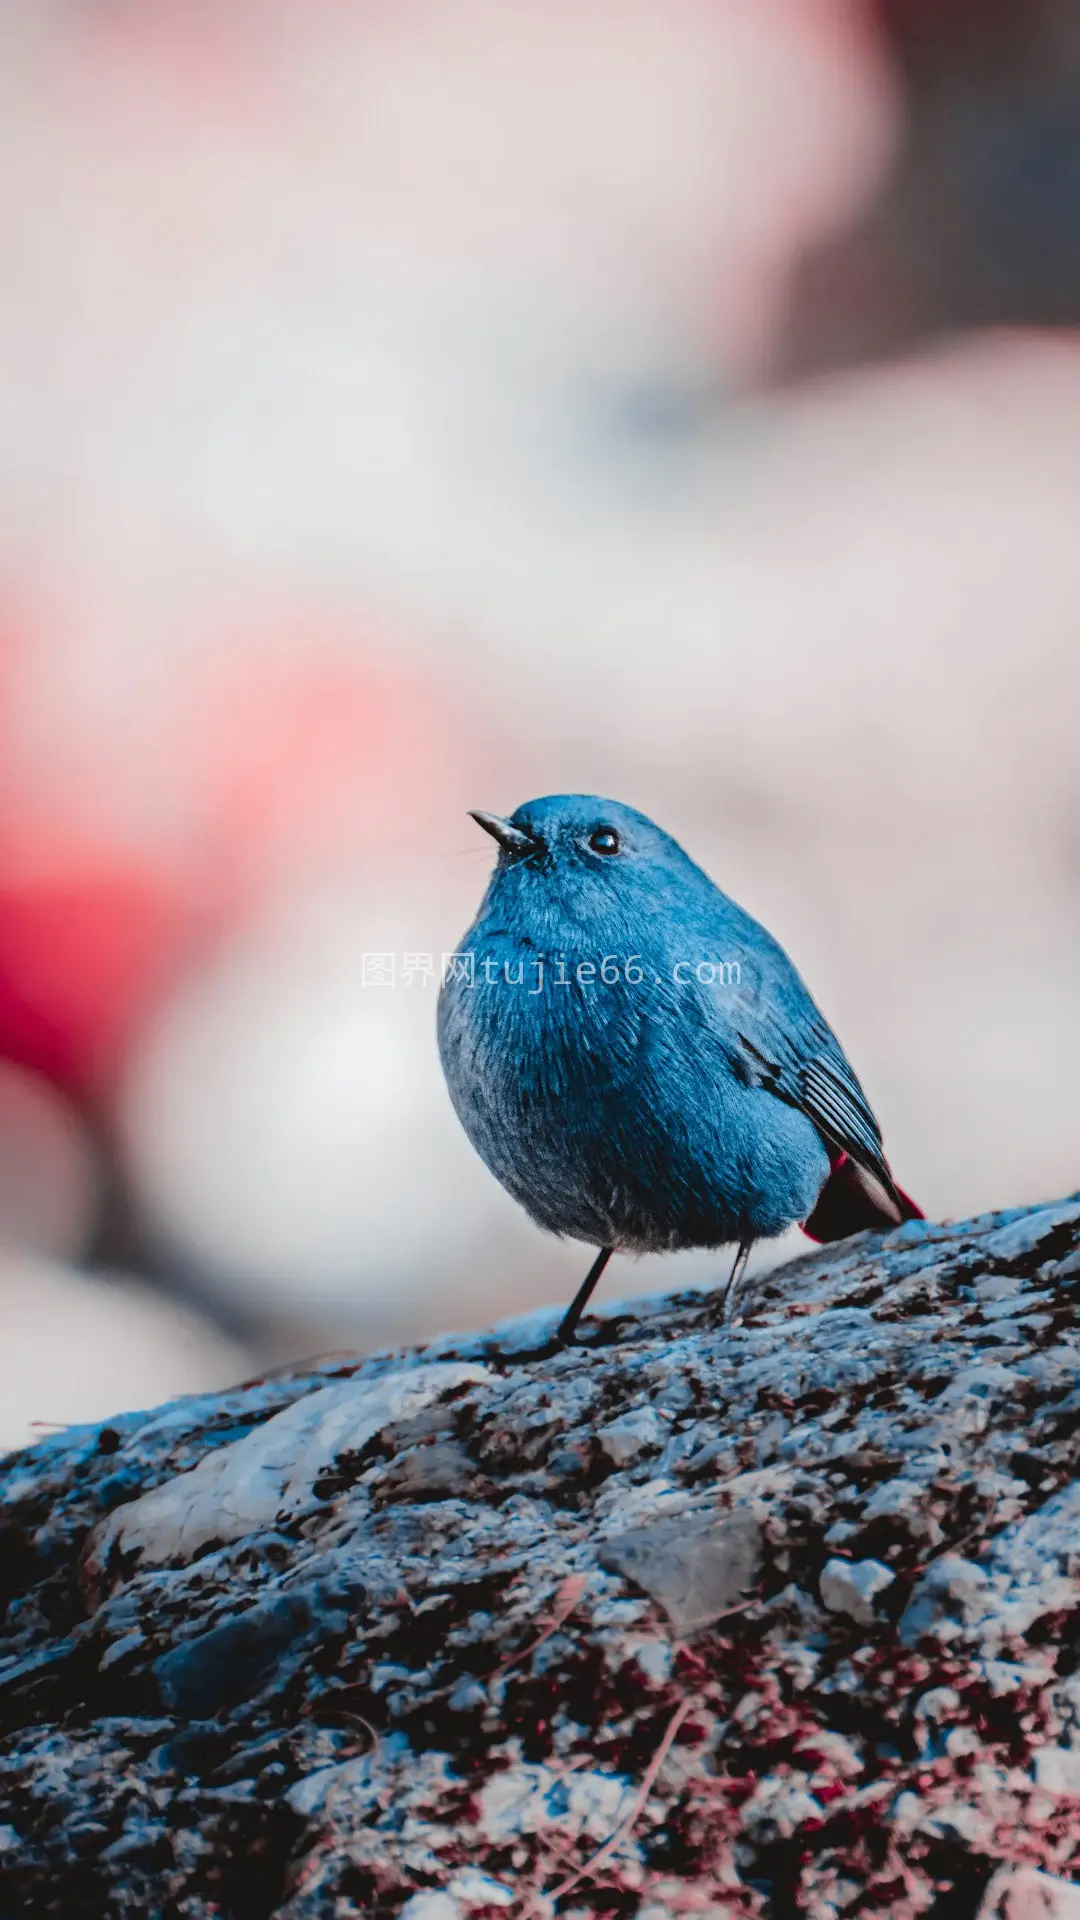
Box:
[599, 1507, 763, 1634]
[3, 1193, 1080, 1916]
[978, 1868, 1080, 1920]
[819, 1556, 894, 1625]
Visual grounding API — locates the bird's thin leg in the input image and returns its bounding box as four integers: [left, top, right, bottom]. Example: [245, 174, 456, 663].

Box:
[718, 1239, 753, 1324]
[557, 1247, 614, 1347]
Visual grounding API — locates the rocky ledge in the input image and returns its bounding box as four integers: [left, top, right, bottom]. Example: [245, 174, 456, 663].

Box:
[5, 1198, 1080, 1919]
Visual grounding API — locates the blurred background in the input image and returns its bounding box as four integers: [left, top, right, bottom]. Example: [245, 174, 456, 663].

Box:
[1, 0, 1079, 1449]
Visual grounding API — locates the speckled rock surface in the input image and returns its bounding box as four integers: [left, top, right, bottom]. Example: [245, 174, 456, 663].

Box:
[5, 1197, 1080, 1918]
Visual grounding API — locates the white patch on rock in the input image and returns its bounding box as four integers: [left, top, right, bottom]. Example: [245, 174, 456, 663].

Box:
[823, 1519, 858, 1547]
[399, 1896, 461, 1920]
[862, 1477, 924, 1519]
[740, 1774, 822, 1839]
[448, 1678, 487, 1713]
[902, 1486, 1080, 1652]
[87, 1363, 494, 1575]
[478, 1762, 634, 1843]
[286, 1754, 378, 1817]
[1050, 1248, 1080, 1282]
[974, 1274, 1027, 1303]
[915, 1686, 962, 1722]
[937, 1365, 1021, 1436]
[631, 1637, 674, 1684]
[945, 1727, 983, 1758]
[593, 1476, 686, 1527]
[819, 1557, 894, 1625]
[899, 1556, 993, 1645]
[860, 1476, 941, 1544]
[1032, 1747, 1080, 1797]
[982, 1294, 1053, 1323]
[895, 1797, 991, 1843]
[990, 1481, 1080, 1583]
[446, 1870, 514, 1907]
[977, 1865, 1080, 1919]
[980, 1204, 1080, 1263]
[981, 1659, 1044, 1696]
[596, 1408, 665, 1466]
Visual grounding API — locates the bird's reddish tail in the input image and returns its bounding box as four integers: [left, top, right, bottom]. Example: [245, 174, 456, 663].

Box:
[802, 1149, 923, 1244]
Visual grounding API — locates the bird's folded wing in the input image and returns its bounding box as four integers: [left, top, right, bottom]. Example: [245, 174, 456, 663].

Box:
[727, 959, 904, 1219]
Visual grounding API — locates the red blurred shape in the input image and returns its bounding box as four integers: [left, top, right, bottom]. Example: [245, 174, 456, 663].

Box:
[0, 871, 188, 1095]
[198, 639, 453, 901]
[0, 593, 457, 1101]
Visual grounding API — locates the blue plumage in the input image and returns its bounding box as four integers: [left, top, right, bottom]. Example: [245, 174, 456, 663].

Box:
[438, 795, 916, 1337]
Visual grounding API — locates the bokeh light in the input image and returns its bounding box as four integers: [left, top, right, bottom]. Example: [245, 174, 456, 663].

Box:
[1, 0, 1079, 1443]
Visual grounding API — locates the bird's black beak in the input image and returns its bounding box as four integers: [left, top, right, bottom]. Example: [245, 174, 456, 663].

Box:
[468, 810, 537, 856]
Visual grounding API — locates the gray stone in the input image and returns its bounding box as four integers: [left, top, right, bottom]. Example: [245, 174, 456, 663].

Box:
[819, 1556, 894, 1625]
[4, 1191, 1080, 1915]
[599, 1507, 762, 1633]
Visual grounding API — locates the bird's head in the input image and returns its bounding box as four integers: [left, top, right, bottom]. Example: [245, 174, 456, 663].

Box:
[468, 794, 702, 934]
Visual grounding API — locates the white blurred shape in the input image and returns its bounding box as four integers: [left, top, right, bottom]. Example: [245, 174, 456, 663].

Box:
[0, 1061, 100, 1261]
[0, 1256, 251, 1455]
[121, 890, 507, 1312]
[0, 0, 898, 606]
[183, 0, 897, 577]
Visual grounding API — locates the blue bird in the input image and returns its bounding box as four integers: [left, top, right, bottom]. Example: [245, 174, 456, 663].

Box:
[438, 795, 921, 1342]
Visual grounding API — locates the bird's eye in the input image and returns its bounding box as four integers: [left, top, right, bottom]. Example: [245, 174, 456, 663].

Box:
[588, 827, 621, 856]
